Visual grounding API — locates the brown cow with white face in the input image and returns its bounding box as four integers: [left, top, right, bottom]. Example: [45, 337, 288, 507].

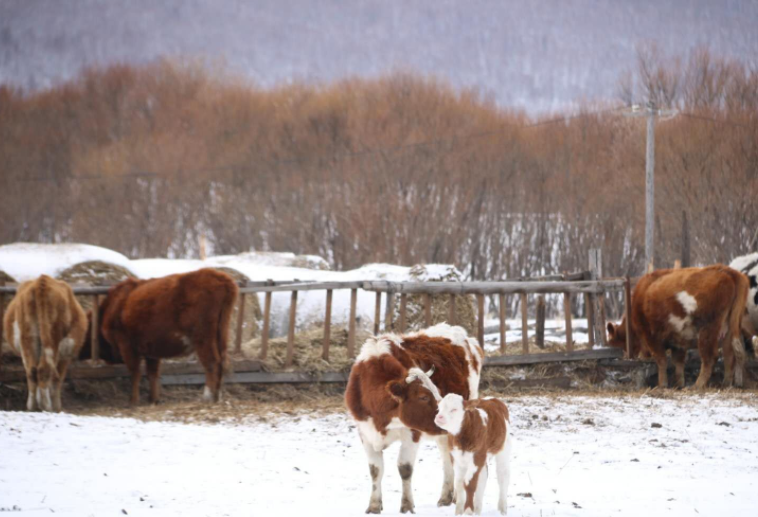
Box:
[607, 265, 748, 389]
[345, 323, 484, 514]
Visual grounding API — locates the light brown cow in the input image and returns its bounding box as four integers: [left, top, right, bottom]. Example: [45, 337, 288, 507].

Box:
[345, 323, 484, 514]
[435, 395, 511, 515]
[607, 265, 748, 389]
[2, 275, 87, 412]
[94, 268, 238, 405]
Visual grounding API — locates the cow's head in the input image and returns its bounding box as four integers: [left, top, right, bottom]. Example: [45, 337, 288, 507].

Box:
[387, 366, 445, 435]
[607, 319, 642, 358]
[78, 280, 140, 364]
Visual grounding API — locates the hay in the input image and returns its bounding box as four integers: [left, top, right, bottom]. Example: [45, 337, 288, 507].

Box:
[0, 271, 15, 351]
[214, 267, 262, 346]
[56, 260, 136, 312]
[394, 264, 478, 336]
[241, 324, 373, 373]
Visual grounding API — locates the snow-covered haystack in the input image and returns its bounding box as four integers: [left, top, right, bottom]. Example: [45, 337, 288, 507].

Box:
[220, 251, 330, 271]
[213, 267, 262, 344]
[57, 260, 138, 312]
[0, 243, 132, 282]
[394, 264, 477, 336]
[241, 324, 372, 373]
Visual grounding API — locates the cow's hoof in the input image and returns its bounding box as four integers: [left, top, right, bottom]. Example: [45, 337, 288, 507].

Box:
[365, 501, 382, 514]
[438, 491, 455, 507]
[400, 498, 415, 514]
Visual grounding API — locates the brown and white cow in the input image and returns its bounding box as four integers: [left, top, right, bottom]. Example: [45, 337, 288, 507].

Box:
[607, 265, 748, 389]
[2, 275, 87, 412]
[435, 394, 511, 515]
[93, 268, 238, 405]
[345, 323, 484, 514]
[729, 253, 758, 357]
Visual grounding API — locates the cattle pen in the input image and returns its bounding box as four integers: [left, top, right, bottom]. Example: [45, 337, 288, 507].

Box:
[0, 267, 644, 386]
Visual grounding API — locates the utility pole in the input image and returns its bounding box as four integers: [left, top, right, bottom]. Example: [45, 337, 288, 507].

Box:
[624, 101, 677, 273]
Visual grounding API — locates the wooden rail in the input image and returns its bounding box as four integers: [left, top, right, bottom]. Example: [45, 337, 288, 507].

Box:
[0, 273, 629, 375]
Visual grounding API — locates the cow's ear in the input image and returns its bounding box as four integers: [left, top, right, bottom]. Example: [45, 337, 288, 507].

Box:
[607, 322, 615, 339]
[387, 381, 408, 402]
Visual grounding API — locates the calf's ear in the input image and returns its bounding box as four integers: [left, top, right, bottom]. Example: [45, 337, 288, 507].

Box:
[607, 322, 616, 339]
[387, 381, 408, 402]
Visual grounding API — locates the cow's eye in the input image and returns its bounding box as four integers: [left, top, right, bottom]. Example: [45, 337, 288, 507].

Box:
[420, 395, 429, 402]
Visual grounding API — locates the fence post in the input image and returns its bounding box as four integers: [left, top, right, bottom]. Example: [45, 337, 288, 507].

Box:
[260, 281, 273, 361]
[285, 290, 298, 367]
[535, 295, 546, 349]
[384, 290, 395, 332]
[584, 292, 595, 349]
[424, 294, 432, 327]
[347, 288, 358, 358]
[91, 294, 100, 361]
[399, 293, 407, 333]
[235, 292, 246, 355]
[498, 293, 506, 354]
[476, 294, 485, 347]
[0, 283, 4, 355]
[520, 292, 529, 354]
[564, 292, 573, 352]
[448, 294, 456, 325]
[322, 289, 333, 361]
[589, 249, 607, 347]
[374, 292, 382, 335]
[682, 210, 690, 268]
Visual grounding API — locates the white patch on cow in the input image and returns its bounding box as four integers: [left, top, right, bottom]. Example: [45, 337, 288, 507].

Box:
[42, 347, 55, 366]
[477, 408, 489, 426]
[415, 322, 469, 347]
[668, 314, 696, 339]
[36, 386, 52, 412]
[59, 337, 76, 358]
[26, 392, 36, 411]
[202, 385, 213, 402]
[355, 335, 402, 363]
[451, 449, 477, 485]
[357, 417, 404, 452]
[676, 291, 698, 315]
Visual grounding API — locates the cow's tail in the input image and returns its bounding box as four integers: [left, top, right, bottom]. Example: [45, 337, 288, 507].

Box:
[215, 279, 238, 388]
[33, 276, 57, 408]
[727, 269, 749, 387]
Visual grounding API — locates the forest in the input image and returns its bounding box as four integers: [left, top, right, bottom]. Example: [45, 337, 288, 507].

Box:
[1, 47, 757, 279]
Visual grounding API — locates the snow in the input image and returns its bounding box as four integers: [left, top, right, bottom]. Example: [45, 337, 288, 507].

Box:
[0, 243, 133, 282]
[2, 394, 757, 516]
[483, 319, 592, 351]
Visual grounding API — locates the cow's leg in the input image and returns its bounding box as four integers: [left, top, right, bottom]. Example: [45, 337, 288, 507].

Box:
[731, 337, 746, 388]
[360, 436, 385, 514]
[495, 437, 513, 515]
[52, 359, 71, 413]
[652, 350, 668, 389]
[694, 328, 719, 390]
[146, 358, 161, 404]
[196, 343, 222, 403]
[671, 348, 687, 389]
[398, 430, 420, 514]
[436, 435, 455, 507]
[18, 327, 39, 411]
[120, 347, 142, 406]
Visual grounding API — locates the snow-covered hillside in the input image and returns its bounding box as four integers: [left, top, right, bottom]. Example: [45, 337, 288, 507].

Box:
[1, 393, 757, 516]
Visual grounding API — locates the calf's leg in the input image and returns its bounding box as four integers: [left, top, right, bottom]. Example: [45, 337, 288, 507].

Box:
[694, 328, 719, 390]
[18, 328, 39, 411]
[472, 463, 488, 515]
[496, 438, 512, 515]
[53, 359, 71, 413]
[398, 430, 420, 514]
[653, 350, 668, 389]
[436, 435, 455, 506]
[671, 348, 686, 389]
[120, 347, 142, 406]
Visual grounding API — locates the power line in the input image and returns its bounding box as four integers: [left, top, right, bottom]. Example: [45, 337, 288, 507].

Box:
[12, 106, 626, 183]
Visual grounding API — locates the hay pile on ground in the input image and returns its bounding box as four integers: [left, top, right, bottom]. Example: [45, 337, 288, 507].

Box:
[56, 260, 136, 311]
[394, 264, 477, 336]
[241, 324, 372, 373]
[214, 267, 262, 346]
[1, 271, 17, 353]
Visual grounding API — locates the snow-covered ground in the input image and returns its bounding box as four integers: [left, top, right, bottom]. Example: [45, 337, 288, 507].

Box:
[2, 394, 757, 516]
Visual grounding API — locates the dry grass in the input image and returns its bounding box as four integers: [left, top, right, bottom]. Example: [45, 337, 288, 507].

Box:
[241, 324, 373, 373]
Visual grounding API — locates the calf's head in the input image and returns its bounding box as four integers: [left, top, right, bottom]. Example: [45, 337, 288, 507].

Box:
[387, 366, 445, 435]
[435, 393, 466, 436]
[607, 319, 642, 358]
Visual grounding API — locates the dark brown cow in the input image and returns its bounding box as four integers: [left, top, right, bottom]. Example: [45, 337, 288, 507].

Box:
[607, 265, 748, 389]
[345, 323, 484, 514]
[435, 395, 511, 515]
[95, 268, 237, 405]
[2, 275, 87, 412]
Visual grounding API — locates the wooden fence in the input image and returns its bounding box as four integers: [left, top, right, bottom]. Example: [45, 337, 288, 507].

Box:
[0, 272, 633, 380]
